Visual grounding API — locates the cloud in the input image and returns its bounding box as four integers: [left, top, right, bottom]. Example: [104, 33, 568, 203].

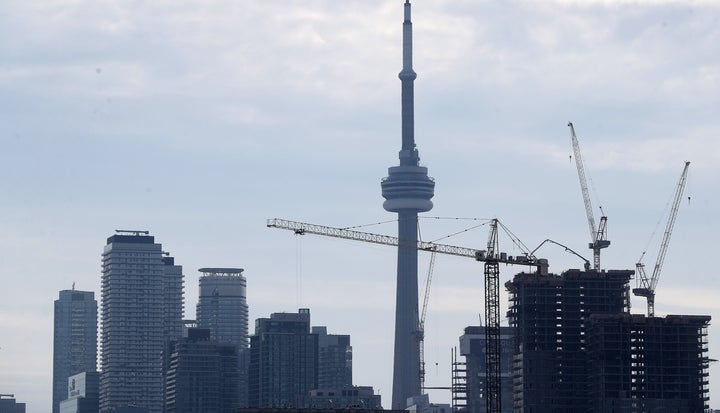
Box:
[2, 1, 720, 411]
[654, 287, 720, 314]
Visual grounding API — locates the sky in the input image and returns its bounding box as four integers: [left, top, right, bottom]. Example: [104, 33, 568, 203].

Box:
[1, 0, 719, 411]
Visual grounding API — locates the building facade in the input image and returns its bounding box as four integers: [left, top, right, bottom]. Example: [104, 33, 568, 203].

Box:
[586, 313, 711, 412]
[164, 327, 239, 413]
[302, 386, 381, 409]
[407, 395, 451, 413]
[59, 371, 100, 413]
[313, 326, 352, 389]
[506, 269, 633, 412]
[162, 256, 184, 341]
[0, 395, 26, 413]
[196, 268, 248, 346]
[249, 309, 318, 408]
[99, 232, 183, 413]
[53, 289, 98, 413]
[457, 326, 513, 413]
[196, 267, 249, 406]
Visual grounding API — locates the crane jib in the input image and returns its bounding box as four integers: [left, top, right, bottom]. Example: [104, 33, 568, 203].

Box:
[267, 218, 549, 272]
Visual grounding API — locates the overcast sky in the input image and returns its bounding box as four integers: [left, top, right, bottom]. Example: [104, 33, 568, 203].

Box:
[1, 0, 719, 411]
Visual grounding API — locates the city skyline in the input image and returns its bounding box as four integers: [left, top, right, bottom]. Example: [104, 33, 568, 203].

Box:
[2, 1, 720, 412]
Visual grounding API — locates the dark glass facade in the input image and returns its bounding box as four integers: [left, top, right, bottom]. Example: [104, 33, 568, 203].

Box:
[164, 328, 239, 413]
[248, 309, 318, 408]
[53, 290, 97, 413]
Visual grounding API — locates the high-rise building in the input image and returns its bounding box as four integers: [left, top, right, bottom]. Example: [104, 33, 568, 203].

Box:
[248, 309, 318, 408]
[506, 269, 633, 412]
[196, 267, 248, 347]
[53, 289, 98, 413]
[380, 1, 435, 408]
[99, 231, 183, 413]
[162, 256, 184, 341]
[313, 326, 352, 389]
[456, 326, 513, 413]
[247, 309, 354, 408]
[586, 313, 711, 412]
[163, 327, 240, 413]
[196, 267, 249, 406]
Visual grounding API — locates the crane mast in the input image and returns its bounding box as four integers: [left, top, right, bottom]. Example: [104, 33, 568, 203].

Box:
[483, 219, 501, 413]
[633, 161, 690, 317]
[267, 218, 548, 413]
[569, 122, 610, 270]
[418, 247, 437, 394]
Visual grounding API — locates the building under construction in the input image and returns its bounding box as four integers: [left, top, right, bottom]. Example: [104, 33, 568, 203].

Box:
[586, 313, 710, 412]
[498, 268, 711, 412]
[440, 158, 701, 412]
[505, 269, 632, 412]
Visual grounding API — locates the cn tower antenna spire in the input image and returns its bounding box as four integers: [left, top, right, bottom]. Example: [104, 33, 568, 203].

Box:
[399, 0, 418, 164]
[381, 0, 435, 409]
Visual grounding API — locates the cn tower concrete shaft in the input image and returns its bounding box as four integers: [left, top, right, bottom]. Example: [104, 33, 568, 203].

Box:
[381, 1, 435, 409]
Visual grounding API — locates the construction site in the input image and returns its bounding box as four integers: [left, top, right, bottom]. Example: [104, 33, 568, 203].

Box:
[268, 2, 711, 412]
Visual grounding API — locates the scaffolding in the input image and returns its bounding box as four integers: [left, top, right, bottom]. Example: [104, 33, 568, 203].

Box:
[451, 347, 468, 413]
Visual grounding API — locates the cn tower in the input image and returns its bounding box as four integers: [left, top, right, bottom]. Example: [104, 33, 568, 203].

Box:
[381, 0, 435, 409]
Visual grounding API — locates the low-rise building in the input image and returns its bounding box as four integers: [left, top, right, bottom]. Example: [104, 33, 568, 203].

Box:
[0, 395, 26, 413]
[59, 371, 99, 413]
[302, 386, 380, 409]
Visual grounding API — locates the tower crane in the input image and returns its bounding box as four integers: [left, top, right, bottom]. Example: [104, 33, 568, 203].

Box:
[419, 247, 437, 394]
[483, 219, 502, 413]
[569, 122, 610, 271]
[267, 218, 548, 413]
[633, 161, 690, 317]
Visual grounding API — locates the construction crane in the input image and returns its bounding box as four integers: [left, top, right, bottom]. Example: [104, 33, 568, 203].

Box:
[633, 161, 690, 317]
[483, 219, 502, 413]
[268, 219, 548, 272]
[267, 218, 547, 413]
[418, 247, 437, 394]
[569, 122, 610, 271]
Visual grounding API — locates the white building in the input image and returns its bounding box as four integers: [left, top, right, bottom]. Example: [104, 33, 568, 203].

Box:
[99, 231, 183, 413]
[59, 371, 99, 413]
